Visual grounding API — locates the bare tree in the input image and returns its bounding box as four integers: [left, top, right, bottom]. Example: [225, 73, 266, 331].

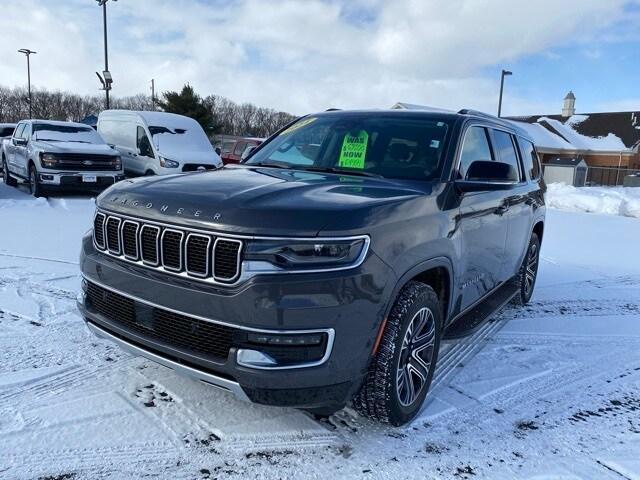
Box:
[0, 85, 296, 138]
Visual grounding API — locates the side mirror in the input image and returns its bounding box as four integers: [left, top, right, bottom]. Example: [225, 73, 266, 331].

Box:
[455, 160, 517, 192]
[14, 138, 27, 146]
[215, 147, 222, 156]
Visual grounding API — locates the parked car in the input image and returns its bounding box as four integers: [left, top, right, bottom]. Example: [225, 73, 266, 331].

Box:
[2, 120, 124, 197]
[0, 123, 17, 172]
[78, 108, 545, 426]
[220, 137, 263, 164]
[97, 110, 222, 176]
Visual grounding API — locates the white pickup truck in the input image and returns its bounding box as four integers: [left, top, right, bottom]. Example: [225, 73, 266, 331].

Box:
[1, 119, 124, 197]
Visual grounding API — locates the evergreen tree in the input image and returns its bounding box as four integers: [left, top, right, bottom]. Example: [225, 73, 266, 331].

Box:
[157, 84, 215, 133]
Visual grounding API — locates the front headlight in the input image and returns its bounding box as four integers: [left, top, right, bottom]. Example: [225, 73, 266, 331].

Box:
[159, 156, 179, 168]
[40, 153, 58, 168]
[244, 237, 369, 271]
[114, 156, 122, 170]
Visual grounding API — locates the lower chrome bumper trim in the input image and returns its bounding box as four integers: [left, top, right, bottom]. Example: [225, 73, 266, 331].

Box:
[86, 320, 251, 402]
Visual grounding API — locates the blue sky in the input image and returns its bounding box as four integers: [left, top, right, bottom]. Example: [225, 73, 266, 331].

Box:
[1, 0, 638, 116]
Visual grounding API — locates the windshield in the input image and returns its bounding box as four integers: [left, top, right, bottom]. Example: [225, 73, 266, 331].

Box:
[149, 125, 213, 153]
[245, 114, 451, 180]
[33, 124, 104, 144]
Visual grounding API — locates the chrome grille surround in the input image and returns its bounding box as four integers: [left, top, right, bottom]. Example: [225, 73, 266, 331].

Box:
[94, 210, 243, 286]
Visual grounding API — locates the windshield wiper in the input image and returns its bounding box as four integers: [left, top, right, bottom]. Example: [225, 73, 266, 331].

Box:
[35, 138, 60, 142]
[299, 166, 383, 178]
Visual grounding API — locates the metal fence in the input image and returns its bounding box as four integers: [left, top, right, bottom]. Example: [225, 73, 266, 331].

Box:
[586, 166, 640, 187]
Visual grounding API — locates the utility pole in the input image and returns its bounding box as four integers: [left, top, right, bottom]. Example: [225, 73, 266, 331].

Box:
[497, 69, 512, 118]
[151, 78, 155, 109]
[18, 49, 37, 119]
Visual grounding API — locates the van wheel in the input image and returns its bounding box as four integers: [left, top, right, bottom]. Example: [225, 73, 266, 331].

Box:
[2, 157, 17, 187]
[29, 164, 46, 198]
[145, 170, 155, 176]
[512, 233, 540, 305]
[353, 281, 442, 426]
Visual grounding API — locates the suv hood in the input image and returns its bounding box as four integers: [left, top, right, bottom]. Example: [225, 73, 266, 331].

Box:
[98, 166, 429, 236]
[35, 141, 117, 155]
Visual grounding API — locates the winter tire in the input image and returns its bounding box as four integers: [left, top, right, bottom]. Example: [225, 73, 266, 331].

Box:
[512, 232, 540, 305]
[353, 281, 442, 426]
[29, 164, 46, 198]
[2, 157, 17, 187]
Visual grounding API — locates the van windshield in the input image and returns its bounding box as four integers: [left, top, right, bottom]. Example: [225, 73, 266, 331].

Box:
[33, 124, 104, 144]
[245, 114, 452, 181]
[149, 124, 213, 154]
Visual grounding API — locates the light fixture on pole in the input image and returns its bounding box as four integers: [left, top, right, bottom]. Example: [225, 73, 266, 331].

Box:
[18, 48, 37, 119]
[96, 0, 116, 109]
[497, 69, 512, 118]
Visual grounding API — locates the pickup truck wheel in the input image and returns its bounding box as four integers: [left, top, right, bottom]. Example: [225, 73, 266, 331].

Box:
[29, 165, 46, 198]
[512, 232, 540, 305]
[2, 157, 17, 187]
[353, 281, 442, 426]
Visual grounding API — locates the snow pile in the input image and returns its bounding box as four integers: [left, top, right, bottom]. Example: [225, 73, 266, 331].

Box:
[546, 183, 640, 218]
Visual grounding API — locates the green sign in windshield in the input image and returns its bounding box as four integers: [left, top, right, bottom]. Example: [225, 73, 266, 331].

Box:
[338, 130, 368, 169]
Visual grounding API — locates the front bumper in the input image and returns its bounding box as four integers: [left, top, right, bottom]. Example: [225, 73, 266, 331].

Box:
[40, 172, 125, 190]
[79, 233, 395, 408]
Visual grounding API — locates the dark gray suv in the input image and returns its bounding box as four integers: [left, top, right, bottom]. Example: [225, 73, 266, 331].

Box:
[78, 108, 545, 426]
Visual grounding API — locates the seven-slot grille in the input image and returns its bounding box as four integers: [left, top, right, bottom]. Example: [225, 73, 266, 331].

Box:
[94, 212, 243, 284]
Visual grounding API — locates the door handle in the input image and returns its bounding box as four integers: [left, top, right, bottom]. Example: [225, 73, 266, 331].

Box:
[494, 204, 509, 215]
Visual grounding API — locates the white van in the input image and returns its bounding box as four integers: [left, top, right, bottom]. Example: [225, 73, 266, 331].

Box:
[97, 110, 222, 176]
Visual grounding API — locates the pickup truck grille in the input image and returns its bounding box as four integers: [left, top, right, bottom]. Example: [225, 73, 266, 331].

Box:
[85, 281, 235, 359]
[94, 211, 243, 285]
[52, 153, 121, 171]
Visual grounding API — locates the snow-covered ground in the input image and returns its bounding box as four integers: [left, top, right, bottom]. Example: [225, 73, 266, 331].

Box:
[546, 182, 640, 219]
[1, 181, 639, 479]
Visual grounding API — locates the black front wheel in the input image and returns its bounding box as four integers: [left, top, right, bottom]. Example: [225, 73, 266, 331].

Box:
[513, 232, 540, 305]
[353, 281, 442, 426]
[29, 165, 47, 198]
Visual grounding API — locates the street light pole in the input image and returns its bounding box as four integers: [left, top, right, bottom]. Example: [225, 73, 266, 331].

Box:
[497, 69, 512, 118]
[18, 49, 37, 119]
[103, 0, 109, 109]
[97, 0, 116, 109]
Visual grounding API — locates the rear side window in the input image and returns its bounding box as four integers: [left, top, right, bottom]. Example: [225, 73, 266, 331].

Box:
[233, 141, 247, 155]
[490, 129, 520, 182]
[458, 126, 493, 179]
[517, 137, 541, 180]
[221, 141, 235, 153]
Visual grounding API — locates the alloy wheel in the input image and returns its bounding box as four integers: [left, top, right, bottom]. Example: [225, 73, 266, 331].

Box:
[524, 242, 538, 296]
[396, 307, 436, 407]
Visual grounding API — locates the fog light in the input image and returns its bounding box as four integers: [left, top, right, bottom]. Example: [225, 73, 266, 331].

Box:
[247, 332, 324, 346]
[41, 174, 54, 181]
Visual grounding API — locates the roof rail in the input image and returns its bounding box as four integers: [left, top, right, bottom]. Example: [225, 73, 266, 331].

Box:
[325, 108, 341, 112]
[457, 108, 498, 119]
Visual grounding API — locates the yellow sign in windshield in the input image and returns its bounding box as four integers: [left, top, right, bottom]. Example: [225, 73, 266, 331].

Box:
[338, 130, 368, 169]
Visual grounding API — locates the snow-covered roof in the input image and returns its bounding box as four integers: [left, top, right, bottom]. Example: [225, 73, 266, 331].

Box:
[539, 116, 627, 151]
[507, 110, 640, 152]
[507, 120, 574, 151]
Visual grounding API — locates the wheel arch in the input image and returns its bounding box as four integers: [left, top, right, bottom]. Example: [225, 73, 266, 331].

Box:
[385, 257, 454, 327]
[532, 220, 544, 243]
